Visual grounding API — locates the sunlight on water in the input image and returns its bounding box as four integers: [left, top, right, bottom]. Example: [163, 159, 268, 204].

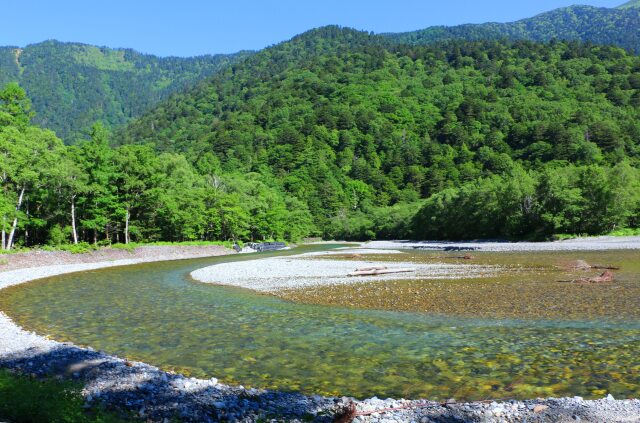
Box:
[1, 245, 639, 400]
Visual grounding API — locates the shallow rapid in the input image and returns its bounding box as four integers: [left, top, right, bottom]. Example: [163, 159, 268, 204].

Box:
[1, 245, 639, 401]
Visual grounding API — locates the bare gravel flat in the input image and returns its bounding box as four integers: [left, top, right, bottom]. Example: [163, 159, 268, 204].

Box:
[365, 236, 640, 252]
[191, 249, 498, 292]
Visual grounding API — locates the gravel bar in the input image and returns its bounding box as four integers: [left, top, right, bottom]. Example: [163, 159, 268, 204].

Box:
[365, 236, 640, 252]
[190, 250, 499, 292]
[1, 246, 640, 422]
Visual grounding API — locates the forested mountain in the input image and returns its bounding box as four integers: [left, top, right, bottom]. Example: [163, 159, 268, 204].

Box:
[0, 41, 251, 142]
[2, 23, 640, 249]
[618, 0, 640, 9]
[2, 1, 639, 143]
[384, 3, 640, 53]
[119, 27, 640, 241]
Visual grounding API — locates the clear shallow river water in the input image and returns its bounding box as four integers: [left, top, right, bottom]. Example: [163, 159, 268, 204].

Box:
[1, 245, 639, 401]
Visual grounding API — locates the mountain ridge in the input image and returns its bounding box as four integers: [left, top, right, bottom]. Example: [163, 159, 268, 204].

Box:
[383, 3, 640, 52]
[617, 0, 640, 9]
[2, 1, 640, 142]
[0, 40, 252, 142]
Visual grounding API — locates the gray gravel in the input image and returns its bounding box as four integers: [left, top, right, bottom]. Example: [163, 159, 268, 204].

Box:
[365, 236, 640, 252]
[2, 250, 640, 422]
[190, 249, 499, 292]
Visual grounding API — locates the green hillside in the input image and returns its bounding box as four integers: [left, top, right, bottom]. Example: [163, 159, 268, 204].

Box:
[120, 27, 640, 240]
[0, 40, 251, 142]
[384, 4, 640, 53]
[617, 0, 640, 9]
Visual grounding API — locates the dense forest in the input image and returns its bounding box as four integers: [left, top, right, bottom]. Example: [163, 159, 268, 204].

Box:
[122, 27, 640, 240]
[385, 2, 640, 53]
[2, 26, 640, 249]
[0, 41, 251, 142]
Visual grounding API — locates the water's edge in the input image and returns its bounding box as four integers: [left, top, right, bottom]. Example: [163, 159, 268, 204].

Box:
[1, 250, 639, 422]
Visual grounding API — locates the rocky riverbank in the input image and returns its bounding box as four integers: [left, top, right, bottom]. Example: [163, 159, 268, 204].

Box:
[0, 244, 234, 272]
[1, 244, 640, 421]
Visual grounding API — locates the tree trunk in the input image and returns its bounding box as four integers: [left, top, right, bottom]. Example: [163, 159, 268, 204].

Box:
[124, 207, 130, 244]
[24, 198, 29, 247]
[71, 196, 78, 245]
[1, 216, 6, 250]
[93, 229, 97, 245]
[7, 186, 25, 250]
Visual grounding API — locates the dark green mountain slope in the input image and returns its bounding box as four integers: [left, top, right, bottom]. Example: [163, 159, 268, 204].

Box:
[122, 27, 640, 239]
[0, 40, 251, 141]
[617, 0, 640, 9]
[384, 4, 640, 53]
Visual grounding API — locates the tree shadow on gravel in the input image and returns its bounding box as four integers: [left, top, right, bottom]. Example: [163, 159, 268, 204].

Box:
[3, 345, 635, 422]
[0, 344, 346, 422]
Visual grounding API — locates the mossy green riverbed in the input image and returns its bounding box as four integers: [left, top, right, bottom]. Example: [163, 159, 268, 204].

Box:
[1, 245, 639, 401]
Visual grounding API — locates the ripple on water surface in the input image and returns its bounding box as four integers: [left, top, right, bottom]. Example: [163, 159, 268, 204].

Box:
[1, 246, 639, 401]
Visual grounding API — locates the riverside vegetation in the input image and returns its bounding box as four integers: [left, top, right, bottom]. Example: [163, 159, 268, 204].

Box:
[2, 29, 640, 249]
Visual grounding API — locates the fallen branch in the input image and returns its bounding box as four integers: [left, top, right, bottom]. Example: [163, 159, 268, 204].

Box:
[348, 268, 415, 277]
[558, 270, 615, 284]
[355, 266, 388, 272]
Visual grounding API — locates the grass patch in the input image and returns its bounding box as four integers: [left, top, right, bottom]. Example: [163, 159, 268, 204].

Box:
[0, 369, 129, 422]
[550, 233, 586, 241]
[41, 242, 99, 254]
[607, 227, 640, 236]
[0, 247, 30, 255]
[109, 240, 238, 251]
[6, 240, 238, 256]
[552, 228, 640, 240]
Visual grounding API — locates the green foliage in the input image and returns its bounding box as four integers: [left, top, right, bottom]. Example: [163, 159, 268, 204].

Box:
[608, 227, 640, 236]
[385, 4, 640, 53]
[0, 370, 128, 423]
[47, 225, 68, 246]
[121, 29, 640, 240]
[617, 0, 640, 10]
[412, 162, 640, 240]
[109, 240, 237, 250]
[0, 41, 252, 142]
[41, 242, 97, 254]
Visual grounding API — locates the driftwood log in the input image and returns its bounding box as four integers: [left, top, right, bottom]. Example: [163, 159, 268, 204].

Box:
[558, 270, 615, 284]
[355, 266, 388, 272]
[348, 268, 416, 277]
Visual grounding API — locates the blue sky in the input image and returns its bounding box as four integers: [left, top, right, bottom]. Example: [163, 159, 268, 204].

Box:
[2, 0, 625, 57]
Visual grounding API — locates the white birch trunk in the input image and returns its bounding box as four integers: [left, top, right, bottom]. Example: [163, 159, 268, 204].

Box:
[71, 196, 78, 244]
[124, 207, 130, 244]
[6, 186, 25, 250]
